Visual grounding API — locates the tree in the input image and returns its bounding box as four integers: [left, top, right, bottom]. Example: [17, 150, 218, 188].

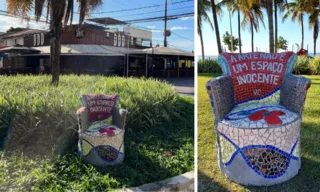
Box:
[265, 1, 275, 53]
[274, 0, 287, 53]
[218, 0, 243, 53]
[6, 27, 25, 33]
[198, 0, 213, 60]
[277, 36, 288, 50]
[308, 4, 320, 56]
[282, 0, 306, 49]
[223, 31, 240, 51]
[210, 0, 223, 54]
[241, 0, 265, 52]
[6, 0, 103, 85]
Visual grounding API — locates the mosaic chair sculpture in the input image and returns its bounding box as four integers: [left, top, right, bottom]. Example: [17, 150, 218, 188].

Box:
[77, 94, 128, 167]
[206, 52, 311, 186]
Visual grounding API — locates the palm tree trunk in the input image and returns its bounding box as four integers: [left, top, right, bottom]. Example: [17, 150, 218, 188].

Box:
[50, 0, 66, 85]
[301, 15, 304, 49]
[266, 2, 275, 53]
[198, 21, 205, 60]
[251, 23, 254, 52]
[229, 10, 233, 52]
[274, 0, 278, 53]
[238, 9, 242, 53]
[314, 22, 319, 56]
[50, 21, 63, 85]
[211, 0, 223, 54]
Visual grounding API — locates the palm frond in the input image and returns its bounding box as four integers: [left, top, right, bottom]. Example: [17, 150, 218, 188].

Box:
[6, 0, 33, 16]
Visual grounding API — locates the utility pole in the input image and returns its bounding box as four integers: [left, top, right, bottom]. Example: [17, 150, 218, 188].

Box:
[164, 0, 168, 47]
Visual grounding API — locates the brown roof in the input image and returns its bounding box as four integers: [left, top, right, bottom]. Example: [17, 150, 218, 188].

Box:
[0, 29, 48, 39]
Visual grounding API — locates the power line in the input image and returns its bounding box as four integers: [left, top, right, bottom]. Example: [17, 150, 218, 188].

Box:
[171, 0, 193, 4]
[109, 6, 194, 19]
[88, 5, 160, 14]
[171, 31, 193, 42]
[122, 12, 194, 24]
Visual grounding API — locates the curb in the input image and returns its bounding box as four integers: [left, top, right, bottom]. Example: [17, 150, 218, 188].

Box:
[118, 171, 194, 192]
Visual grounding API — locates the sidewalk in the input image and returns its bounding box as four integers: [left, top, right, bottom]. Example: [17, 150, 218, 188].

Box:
[161, 78, 194, 97]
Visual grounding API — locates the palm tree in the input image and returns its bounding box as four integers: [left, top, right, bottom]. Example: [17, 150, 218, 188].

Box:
[218, 0, 242, 53]
[241, 1, 265, 52]
[308, 4, 320, 56]
[211, 0, 223, 54]
[282, 0, 306, 49]
[265, 1, 275, 53]
[274, 0, 287, 53]
[6, 0, 102, 85]
[198, 0, 213, 60]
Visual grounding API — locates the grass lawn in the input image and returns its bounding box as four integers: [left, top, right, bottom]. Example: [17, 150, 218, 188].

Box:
[0, 75, 194, 191]
[198, 73, 320, 192]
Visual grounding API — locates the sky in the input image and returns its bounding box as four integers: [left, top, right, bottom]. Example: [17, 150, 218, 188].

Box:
[196, 0, 320, 56]
[0, 0, 194, 52]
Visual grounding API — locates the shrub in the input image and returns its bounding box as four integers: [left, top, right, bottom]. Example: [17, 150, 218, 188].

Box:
[198, 59, 222, 73]
[0, 75, 183, 157]
[294, 56, 311, 74]
[310, 56, 320, 75]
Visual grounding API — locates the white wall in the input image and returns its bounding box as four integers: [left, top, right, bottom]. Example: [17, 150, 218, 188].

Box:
[5, 38, 24, 46]
[124, 27, 152, 40]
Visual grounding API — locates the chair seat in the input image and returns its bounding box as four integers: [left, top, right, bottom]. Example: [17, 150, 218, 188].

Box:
[219, 103, 299, 129]
[84, 124, 123, 136]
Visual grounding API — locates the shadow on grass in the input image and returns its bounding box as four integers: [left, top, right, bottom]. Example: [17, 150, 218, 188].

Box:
[97, 96, 195, 187]
[198, 171, 230, 192]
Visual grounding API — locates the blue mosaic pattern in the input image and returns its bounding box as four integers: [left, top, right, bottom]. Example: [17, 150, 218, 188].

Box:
[82, 138, 123, 164]
[219, 132, 299, 179]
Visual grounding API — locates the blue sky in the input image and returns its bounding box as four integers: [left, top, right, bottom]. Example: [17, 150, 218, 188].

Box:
[196, 0, 320, 56]
[0, 0, 194, 52]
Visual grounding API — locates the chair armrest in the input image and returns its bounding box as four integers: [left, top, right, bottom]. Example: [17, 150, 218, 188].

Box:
[280, 74, 311, 116]
[76, 106, 88, 132]
[206, 75, 235, 123]
[112, 108, 128, 130]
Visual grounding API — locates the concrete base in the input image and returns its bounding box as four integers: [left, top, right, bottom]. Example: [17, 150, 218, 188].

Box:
[118, 171, 194, 192]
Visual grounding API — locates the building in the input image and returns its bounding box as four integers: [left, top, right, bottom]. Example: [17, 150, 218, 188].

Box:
[0, 17, 194, 77]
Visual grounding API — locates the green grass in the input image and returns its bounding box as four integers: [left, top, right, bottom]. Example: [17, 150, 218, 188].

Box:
[198, 73, 320, 192]
[0, 75, 194, 191]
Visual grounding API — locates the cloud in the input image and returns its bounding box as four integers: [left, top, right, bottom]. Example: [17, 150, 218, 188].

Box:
[150, 29, 162, 33]
[169, 26, 189, 31]
[146, 25, 156, 29]
[181, 16, 193, 21]
[0, 16, 48, 32]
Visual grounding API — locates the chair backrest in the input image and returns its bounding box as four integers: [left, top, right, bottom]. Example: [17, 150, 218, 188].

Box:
[80, 94, 120, 125]
[218, 52, 296, 105]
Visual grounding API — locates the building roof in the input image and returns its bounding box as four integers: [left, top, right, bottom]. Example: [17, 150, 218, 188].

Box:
[32, 45, 194, 57]
[33, 44, 141, 56]
[87, 17, 127, 26]
[131, 46, 194, 57]
[0, 46, 40, 54]
[0, 29, 48, 39]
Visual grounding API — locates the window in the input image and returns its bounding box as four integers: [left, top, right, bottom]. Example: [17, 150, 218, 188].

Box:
[106, 32, 110, 39]
[131, 37, 133, 45]
[118, 34, 121, 46]
[34, 34, 37, 46]
[122, 35, 125, 47]
[41, 33, 44, 45]
[114, 34, 117, 46]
